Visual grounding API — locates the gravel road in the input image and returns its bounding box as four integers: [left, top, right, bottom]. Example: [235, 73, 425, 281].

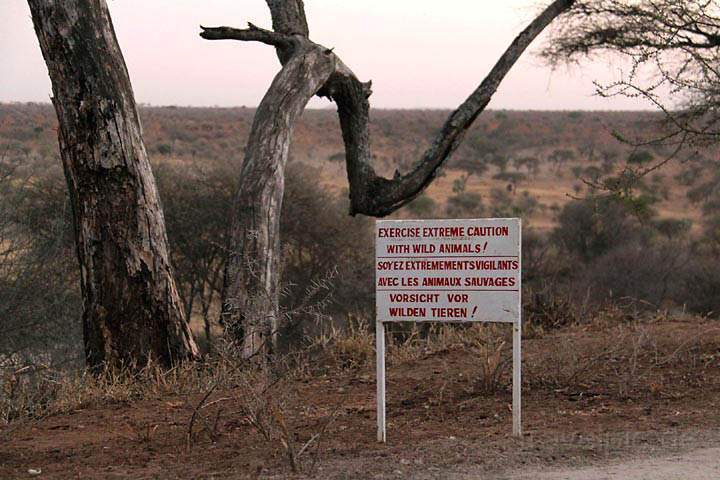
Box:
[501, 447, 720, 480]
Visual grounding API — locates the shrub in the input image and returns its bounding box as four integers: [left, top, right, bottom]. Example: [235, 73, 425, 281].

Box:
[627, 150, 654, 165]
[446, 192, 483, 218]
[156, 143, 172, 155]
[0, 158, 81, 367]
[406, 194, 437, 217]
[552, 196, 647, 262]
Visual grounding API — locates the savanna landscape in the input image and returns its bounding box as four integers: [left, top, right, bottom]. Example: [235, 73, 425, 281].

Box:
[2, 104, 720, 478]
[2, 0, 720, 479]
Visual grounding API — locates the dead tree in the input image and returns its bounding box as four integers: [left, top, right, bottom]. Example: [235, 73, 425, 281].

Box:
[201, 0, 576, 357]
[28, 0, 199, 370]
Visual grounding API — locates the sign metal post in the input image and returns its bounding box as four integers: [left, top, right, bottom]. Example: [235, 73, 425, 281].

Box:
[376, 320, 386, 443]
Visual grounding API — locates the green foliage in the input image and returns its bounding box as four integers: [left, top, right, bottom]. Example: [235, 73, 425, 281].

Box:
[487, 189, 539, 218]
[452, 174, 471, 194]
[489, 155, 509, 172]
[584, 166, 603, 181]
[513, 156, 540, 175]
[652, 218, 692, 239]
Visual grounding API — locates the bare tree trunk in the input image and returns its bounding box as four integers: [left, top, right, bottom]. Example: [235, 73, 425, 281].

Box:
[217, 41, 335, 357]
[202, 0, 574, 357]
[28, 0, 199, 371]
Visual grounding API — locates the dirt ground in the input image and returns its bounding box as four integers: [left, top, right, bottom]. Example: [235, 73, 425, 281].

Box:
[1, 317, 719, 479]
[503, 446, 720, 480]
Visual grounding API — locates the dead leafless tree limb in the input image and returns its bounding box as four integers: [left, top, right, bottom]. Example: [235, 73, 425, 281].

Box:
[201, 0, 576, 353]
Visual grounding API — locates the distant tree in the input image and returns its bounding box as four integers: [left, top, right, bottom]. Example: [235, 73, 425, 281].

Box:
[200, 0, 576, 357]
[514, 156, 541, 176]
[487, 188, 540, 218]
[28, 0, 198, 370]
[0, 158, 81, 366]
[156, 143, 173, 156]
[490, 155, 510, 172]
[446, 192, 484, 217]
[543, 0, 720, 149]
[549, 148, 576, 171]
[599, 148, 620, 174]
[452, 172, 473, 194]
[553, 196, 643, 262]
[158, 163, 235, 350]
[279, 163, 375, 329]
[578, 139, 597, 162]
[584, 166, 603, 182]
[406, 194, 437, 218]
[627, 150, 654, 165]
[492, 171, 527, 193]
[447, 173, 483, 217]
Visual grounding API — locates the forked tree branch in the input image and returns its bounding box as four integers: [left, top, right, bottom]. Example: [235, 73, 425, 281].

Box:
[202, 0, 576, 217]
[200, 23, 295, 49]
[200, 0, 575, 353]
[325, 0, 577, 216]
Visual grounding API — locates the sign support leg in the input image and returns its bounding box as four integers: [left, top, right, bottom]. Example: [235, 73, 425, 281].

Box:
[376, 320, 386, 443]
[512, 319, 522, 437]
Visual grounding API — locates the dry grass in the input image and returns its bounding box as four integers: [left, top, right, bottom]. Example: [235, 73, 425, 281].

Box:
[1, 310, 719, 478]
[3, 309, 718, 431]
[0, 356, 242, 428]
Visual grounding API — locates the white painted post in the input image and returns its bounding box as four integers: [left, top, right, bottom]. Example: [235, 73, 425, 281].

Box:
[513, 218, 522, 437]
[376, 320, 386, 443]
[512, 320, 522, 437]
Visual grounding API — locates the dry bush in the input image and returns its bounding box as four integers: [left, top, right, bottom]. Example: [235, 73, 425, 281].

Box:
[0, 156, 81, 367]
[523, 311, 720, 400]
[524, 284, 583, 333]
[2, 345, 339, 475]
[314, 318, 375, 370]
[0, 356, 240, 428]
[180, 341, 342, 475]
[436, 324, 512, 394]
[525, 317, 644, 392]
[313, 319, 514, 395]
[228, 366, 339, 474]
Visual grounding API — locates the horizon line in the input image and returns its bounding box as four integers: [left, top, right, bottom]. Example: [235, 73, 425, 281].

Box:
[0, 101, 661, 114]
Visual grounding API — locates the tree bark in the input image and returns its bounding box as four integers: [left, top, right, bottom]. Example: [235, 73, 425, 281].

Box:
[215, 40, 335, 357]
[28, 0, 199, 371]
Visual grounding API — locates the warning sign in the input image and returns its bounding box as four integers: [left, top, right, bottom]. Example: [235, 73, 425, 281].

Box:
[375, 218, 521, 323]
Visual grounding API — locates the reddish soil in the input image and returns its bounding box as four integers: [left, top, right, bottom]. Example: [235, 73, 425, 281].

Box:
[1, 318, 719, 479]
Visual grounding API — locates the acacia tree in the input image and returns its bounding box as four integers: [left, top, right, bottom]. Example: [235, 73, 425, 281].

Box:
[540, 0, 720, 233]
[28, 0, 199, 370]
[201, 0, 576, 357]
[543, 0, 720, 149]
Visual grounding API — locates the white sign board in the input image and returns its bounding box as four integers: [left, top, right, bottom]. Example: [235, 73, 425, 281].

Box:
[374, 218, 522, 442]
[376, 218, 520, 323]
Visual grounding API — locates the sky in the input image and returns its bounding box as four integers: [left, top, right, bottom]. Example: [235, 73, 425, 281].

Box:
[0, 0, 653, 110]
